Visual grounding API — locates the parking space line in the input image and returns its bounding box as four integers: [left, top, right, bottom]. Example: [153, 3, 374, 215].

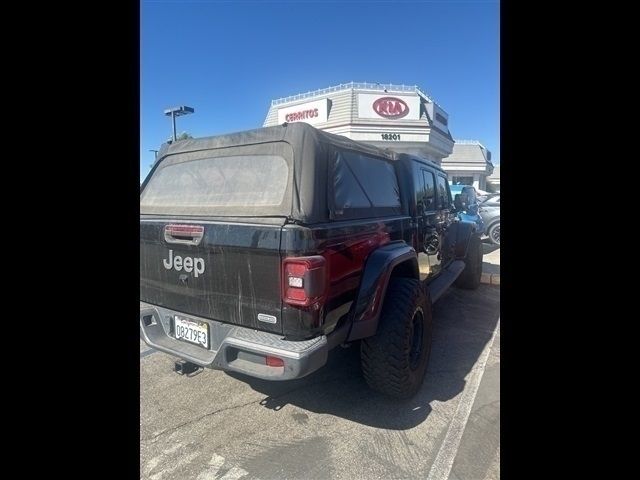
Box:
[196, 454, 226, 480]
[195, 454, 251, 480]
[426, 318, 500, 480]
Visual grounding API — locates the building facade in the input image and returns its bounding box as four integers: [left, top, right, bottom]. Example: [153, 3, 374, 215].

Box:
[487, 164, 500, 191]
[264, 82, 454, 165]
[442, 141, 494, 190]
[264, 82, 493, 188]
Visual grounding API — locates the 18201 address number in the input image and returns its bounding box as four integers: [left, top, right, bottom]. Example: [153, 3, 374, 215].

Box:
[381, 133, 401, 141]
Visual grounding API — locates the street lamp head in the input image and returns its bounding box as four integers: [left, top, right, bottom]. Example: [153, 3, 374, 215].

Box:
[164, 105, 195, 143]
[164, 105, 195, 117]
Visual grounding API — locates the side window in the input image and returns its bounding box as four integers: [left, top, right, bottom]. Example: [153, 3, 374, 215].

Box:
[332, 150, 401, 218]
[414, 167, 426, 210]
[333, 153, 371, 209]
[436, 175, 451, 209]
[422, 170, 436, 211]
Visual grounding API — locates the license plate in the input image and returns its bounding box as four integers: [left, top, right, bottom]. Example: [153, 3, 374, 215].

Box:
[174, 315, 209, 349]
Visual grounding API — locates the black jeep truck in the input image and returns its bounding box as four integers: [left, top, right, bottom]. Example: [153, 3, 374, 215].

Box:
[140, 122, 482, 398]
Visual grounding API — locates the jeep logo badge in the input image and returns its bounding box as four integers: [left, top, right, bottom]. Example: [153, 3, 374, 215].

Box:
[372, 97, 409, 119]
[163, 249, 205, 278]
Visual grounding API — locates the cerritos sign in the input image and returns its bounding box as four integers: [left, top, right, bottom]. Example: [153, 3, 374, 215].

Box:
[285, 108, 318, 122]
[372, 97, 409, 119]
[277, 98, 329, 126]
[358, 93, 421, 121]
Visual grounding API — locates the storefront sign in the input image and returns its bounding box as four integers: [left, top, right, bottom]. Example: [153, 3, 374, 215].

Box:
[373, 97, 409, 119]
[358, 94, 421, 121]
[277, 98, 329, 125]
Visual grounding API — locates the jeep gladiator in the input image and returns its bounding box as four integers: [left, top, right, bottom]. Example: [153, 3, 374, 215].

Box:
[140, 123, 482, 398]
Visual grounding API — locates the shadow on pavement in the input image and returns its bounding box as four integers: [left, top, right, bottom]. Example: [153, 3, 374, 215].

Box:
[227, 286, 500, 430]
[482, 241, 500, 254]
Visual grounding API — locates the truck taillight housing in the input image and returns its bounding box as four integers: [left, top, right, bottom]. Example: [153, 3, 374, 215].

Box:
[282, 256, 327, 307]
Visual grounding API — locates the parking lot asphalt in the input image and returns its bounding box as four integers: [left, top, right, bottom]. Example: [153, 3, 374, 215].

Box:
[140, 285, 500, 480]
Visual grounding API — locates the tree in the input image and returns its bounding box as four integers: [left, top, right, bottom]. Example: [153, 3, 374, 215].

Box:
[176, 132, 193, 141]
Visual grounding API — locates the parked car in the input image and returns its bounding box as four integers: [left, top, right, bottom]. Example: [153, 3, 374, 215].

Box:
[474, 188, 491, 203]
[479, 194, 500, 245]
[449, 184, 484, 234]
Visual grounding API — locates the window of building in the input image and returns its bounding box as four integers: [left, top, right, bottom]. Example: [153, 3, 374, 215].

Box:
[451, 176, 474, 185]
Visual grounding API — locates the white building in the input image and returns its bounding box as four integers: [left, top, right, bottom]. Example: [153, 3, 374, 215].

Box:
[443, 140, 494, 190]
[487, 164, 500, 191]
[264, 82, 493, 188]
[264, 82, 454, 165]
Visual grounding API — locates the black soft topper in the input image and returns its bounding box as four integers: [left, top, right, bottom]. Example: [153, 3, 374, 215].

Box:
[143, 122, 404, 224]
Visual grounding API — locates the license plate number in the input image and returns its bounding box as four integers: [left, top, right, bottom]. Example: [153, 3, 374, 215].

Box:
[174, 315, 209, 349]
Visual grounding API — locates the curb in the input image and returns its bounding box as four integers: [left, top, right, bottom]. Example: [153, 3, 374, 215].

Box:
[481, 273, 500, 285]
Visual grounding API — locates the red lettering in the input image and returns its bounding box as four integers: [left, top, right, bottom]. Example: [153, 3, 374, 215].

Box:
[372, 97, 409, 119]
[390, 101, 404, 115]
[284, 107, 321, 122]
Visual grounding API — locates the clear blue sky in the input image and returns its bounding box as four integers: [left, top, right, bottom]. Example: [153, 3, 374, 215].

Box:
[141, 0, 500, 182]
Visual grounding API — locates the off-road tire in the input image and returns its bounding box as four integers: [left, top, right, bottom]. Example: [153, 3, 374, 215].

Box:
[455, 234, 483, 289]
[360, 278, 432, 399]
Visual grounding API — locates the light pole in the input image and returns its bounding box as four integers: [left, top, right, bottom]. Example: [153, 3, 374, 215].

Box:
[164, 105, 195, 142]
[149, 149, 158, 160]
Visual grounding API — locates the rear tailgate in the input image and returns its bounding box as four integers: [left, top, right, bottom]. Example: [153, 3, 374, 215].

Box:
[140, 218, 285, 334]
[140, 140, 295, 335]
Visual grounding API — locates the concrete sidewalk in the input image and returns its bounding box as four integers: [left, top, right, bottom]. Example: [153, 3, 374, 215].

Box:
[481, 242, 500, 285]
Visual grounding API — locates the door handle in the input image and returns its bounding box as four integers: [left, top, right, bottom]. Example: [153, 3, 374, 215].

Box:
[164, 224, 204, 246]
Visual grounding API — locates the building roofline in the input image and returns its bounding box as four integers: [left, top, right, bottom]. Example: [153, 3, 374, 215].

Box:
[271, 82, 440, 107]
[454, 139, 485, 146]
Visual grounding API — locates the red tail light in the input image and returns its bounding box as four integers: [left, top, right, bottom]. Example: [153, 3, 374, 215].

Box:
[282, 256, 327, 307]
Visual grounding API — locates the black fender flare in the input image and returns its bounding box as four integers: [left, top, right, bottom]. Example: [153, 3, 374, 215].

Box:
[443, 220, 477, 261]
[346, 241, 419, 342]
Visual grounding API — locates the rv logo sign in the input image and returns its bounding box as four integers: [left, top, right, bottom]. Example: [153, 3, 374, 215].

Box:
[372, 97, 409, 119]
[163, 250, 205, 277]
